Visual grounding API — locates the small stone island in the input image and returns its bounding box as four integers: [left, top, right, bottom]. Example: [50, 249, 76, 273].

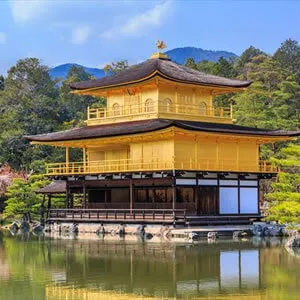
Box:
[26, 44, 299, 230]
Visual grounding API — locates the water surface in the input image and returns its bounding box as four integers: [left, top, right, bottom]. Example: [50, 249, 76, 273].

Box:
[0, 231, 299, 299]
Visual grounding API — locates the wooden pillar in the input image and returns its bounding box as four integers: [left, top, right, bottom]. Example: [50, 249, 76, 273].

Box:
[83, 147, 87, 171]
[83, 180, 87, 209]
[46, 194, 52, 220]
[172, 176, 176, 211]
[66, 179, 70, 208]
[66, 147, 70, 173]
[195, 175, 199, 215]
[130, 179, 133, 213]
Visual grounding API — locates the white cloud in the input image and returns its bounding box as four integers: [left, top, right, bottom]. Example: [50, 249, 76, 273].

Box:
[9, 0, 48, 23]
[71, 26, 91, 45]
[100, 0, 173, 39]
[0, 32, 6, 44]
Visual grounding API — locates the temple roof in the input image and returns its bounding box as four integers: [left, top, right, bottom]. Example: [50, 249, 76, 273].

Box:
[25, 119, 300, 142]
[36, 180, 66, 194]
[69, 58, 251, 90]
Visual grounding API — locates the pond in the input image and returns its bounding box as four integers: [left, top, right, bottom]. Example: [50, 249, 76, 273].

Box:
[0, 231, 299, 299]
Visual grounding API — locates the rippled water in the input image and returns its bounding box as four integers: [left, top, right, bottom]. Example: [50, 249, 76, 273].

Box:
[0, 230, 299, 300]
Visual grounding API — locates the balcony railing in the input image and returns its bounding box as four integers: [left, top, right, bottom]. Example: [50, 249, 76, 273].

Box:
[87, 102, 233, 125]
[45, 158, 278, 176]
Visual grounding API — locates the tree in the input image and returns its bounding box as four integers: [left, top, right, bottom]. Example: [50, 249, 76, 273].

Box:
[196, 60, 216, 74]
[0, 75, 4, 90]
[3, 175, 50, 222]
[211, 57, 237, 78]
[265, 144, 300, 225]
[104, 60, 129, 74]
[0, 58, 61, 170]
[59, 65, 104, 126]
[237, 46, 266, 72]
[273, 39, 300, 80]
[185, 57, 197, 70]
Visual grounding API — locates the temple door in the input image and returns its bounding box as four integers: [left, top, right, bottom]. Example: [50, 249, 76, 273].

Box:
[197, 186, 218, 215]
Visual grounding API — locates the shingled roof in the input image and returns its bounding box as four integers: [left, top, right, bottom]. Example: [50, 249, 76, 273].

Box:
[25, 119, 300, 142]
[69, 58, 251, 90]
[36, 180, 66, 194]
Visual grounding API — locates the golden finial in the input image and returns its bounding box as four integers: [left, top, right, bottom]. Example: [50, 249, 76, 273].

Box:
[150, 40, 169, 60]
[156, 40, 167, 51]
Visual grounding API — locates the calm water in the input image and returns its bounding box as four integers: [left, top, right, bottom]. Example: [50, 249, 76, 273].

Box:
[0, 231, 299, 300]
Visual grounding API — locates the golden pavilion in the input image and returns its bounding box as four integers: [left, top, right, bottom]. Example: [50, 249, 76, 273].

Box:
[27, 44, 299, 225]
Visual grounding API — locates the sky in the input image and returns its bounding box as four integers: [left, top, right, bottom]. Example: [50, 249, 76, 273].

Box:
[0, 0, 299, 75]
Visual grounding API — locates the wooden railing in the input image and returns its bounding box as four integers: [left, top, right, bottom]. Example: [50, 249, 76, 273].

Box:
[48, 208, 187, 224]
[45, 158, 279, 176]
[87, 102, 232, 125]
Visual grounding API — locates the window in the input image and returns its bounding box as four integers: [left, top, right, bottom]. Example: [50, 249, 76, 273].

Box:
[199, 102, 207, 116]
[145, 98, 154, 112]
[163, 98, 173, 112]
[112, 103, 120, 116]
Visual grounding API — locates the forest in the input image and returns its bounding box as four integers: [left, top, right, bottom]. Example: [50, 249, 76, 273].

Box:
[0, 39, 299, 224]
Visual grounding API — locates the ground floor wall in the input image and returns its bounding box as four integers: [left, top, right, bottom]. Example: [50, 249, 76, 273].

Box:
[64, 173, 260, 216]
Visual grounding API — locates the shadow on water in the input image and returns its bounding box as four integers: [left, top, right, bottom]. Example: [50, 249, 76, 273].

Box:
[0, 230, 300, 299]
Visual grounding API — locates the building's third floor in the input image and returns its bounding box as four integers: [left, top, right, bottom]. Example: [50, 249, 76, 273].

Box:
[69, 54, 251, 126]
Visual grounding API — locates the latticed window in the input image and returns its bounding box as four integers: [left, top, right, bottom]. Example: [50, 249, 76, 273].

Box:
[112, 103, 120, 116]
[145, 98, 154, 112]
[163, 98, 173, 112]
[198, 102, 207, 116]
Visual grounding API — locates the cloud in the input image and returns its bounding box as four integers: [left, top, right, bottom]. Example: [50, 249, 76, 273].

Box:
[71, 26, 91, 45]
[9, 0, 48, 23]
[100, 0, 173, 39]
[0, 32, 6, 44]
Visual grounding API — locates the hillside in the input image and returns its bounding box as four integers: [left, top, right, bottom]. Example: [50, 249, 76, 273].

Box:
[49, 63, 106, 80]
[166, 47, 237, 65]
[49, 47, 237, 80]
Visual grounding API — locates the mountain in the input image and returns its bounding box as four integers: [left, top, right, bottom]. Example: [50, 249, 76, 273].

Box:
[49, 47, 238, 80]
[165, 47, 237, 65]
[49, 63, 106, 80]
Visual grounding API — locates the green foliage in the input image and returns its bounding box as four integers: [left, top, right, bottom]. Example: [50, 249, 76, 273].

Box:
[3, 175, 50, 221]
[104, 60, 129, 74]
[265, 144, 300, 224]
[273, 39, 300, 81]
[185, 57, 197, 70]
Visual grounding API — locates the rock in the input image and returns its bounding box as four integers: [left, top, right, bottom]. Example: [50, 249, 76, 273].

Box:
[145, 233, 153, 240]
[20, 221, 30, 233]
[207, 232, 218, 239]
[159, 225, 171, 238]
[189, 232, 201, 241]
[136, 224, 146, 236]
[286, 230, 300, 248]
[252, 223, 284, 237]
[112, 224, 125, 236]
[32, 223, 44, 235]
[9, 222, 19, 234]
[96, 224, 105, 235]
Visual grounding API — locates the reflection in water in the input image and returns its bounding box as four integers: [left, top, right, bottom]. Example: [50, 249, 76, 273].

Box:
[0, 231, 299, 299]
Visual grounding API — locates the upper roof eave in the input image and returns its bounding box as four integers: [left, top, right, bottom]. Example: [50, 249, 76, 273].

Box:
[69, 58, 252, 91]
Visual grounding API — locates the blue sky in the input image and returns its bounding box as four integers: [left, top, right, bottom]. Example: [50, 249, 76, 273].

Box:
[0, 0, 299, 75]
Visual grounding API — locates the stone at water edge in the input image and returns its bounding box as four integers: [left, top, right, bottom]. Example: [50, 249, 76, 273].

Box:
[207, 232, 218, 239]
[20, 221, 30, 233]
[286, 230, 300, 248]
[9, 222, 19, 233]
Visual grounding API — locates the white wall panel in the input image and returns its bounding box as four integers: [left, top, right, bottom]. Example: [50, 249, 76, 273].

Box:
[240, 180, 258, 186]
[198, 179, 218, 186]
[176, 179, 197, 185]
[240, 188, 258, 214]
[219, 180, 238, 186]
[219, 187, 238, 214]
